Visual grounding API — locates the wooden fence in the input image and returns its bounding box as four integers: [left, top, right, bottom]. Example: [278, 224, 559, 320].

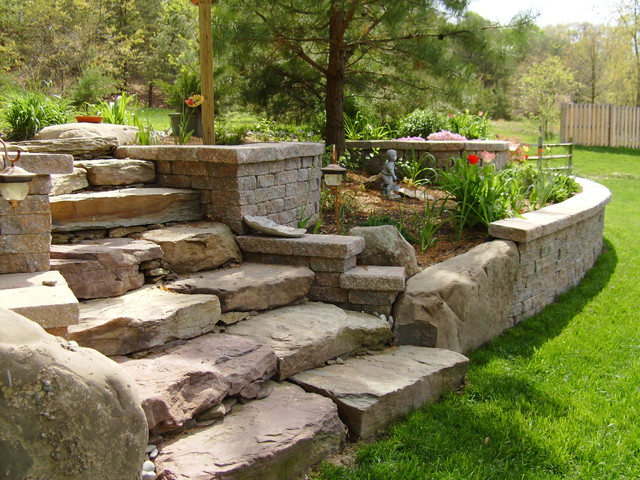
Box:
[561, 103, 640, 148]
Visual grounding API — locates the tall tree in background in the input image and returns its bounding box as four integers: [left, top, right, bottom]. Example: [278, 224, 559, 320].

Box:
[217, 0, 478, 154]
[618, 0, 640, 106]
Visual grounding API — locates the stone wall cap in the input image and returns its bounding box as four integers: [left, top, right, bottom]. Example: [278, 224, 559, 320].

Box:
[340, 265, 406, 291]
[489, 177, 611, 242]
[237, 234, 365, 257]
[5, 152, 74, 175]
[115, 142, 324, 164]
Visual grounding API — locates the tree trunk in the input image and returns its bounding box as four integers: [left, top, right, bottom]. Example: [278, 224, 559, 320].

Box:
[325, 7, 346, 157]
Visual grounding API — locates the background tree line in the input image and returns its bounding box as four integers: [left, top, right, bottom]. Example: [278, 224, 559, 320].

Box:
[1, 0, 640, 141]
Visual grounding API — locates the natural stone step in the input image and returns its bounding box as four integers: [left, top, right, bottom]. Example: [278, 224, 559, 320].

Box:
[226, 302, 392, 380]
[155, 382, 345, 480]
[50, 238, 163, 299]
[114, 333, 277, 434]
[75, 159, 155, 186]
[290, 345, 469, 438]
[50, 187, 203, 231]
[0, 270, 79, 329]
[237, 233, 365, 258]
[138, 222, 242, 274]
[166, 263, 314, 312]
[68, 285, 221, 356]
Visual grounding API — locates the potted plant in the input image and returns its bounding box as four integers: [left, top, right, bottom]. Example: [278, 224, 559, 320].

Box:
[162, 67, 203, 137]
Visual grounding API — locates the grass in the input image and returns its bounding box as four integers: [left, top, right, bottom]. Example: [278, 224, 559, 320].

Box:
[313, 123, 640, 480]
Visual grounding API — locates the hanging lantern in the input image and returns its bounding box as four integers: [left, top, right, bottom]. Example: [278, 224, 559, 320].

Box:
[0, 140, 34, 209]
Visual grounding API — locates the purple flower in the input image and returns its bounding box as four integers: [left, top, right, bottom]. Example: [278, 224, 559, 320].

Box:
[427, 130, 468, 141]
[397, 136, 426, 141]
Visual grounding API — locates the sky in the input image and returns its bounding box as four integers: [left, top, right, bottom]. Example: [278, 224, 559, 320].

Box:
[468, 0, 616, 27]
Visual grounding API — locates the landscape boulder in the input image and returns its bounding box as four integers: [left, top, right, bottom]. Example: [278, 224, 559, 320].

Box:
[393, 240, 519, 353]
[0, 307, 148, 480]
[139, 221, 242, 273]
[349, 225, 419, 277]
[35, 122, 138, 145]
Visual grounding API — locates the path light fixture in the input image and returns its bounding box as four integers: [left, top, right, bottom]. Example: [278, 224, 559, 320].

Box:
[321, 145, 347, 231]
[0, 139, 34, 209]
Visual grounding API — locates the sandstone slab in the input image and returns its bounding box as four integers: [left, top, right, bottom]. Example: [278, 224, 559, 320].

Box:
[36, 122, 138, 145]
[236, 233, 365, 258]
[50, 167, 89, 195]
[393, 240, 519, 353]
[0, 270, 79, 328]
[349, 225, 419, 277]
[243, 215, 307, 237]
[50, 238, 163, 299]
[115, 334, 277, 434]
[76, 159, 155, 186]
[291, 346, 469, 438]
[340, 265, 406, 291]
[50, 187, 203, 231]
[155, 382, 345, 480]
[166, 263, 314, 312]
[139, 222, 242, 273]
[0, 307, 148, 480]
[9, 137, 120, 159]
[226, 302, 392, 380]
[69, 285, 221, 355]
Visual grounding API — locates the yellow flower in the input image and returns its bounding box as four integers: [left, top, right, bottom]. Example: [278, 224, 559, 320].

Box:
[185, 94, 204, 107]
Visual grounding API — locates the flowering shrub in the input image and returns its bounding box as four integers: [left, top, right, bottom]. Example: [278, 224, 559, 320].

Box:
[445, 110, 488, 139]
[397, 136, 426, 141]
[428, 130, 468, 141]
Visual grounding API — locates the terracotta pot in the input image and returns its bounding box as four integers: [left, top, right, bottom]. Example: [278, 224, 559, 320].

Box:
[75, 115, 104, 124]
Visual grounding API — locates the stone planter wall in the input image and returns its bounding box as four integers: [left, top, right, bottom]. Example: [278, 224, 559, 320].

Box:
[345, 140, 510, 175]
[116, 143, 324, 234]
[393, 177, 611, 353]
[0, 153, 73, 273]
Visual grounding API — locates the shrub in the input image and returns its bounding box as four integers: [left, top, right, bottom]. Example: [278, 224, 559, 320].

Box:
[1, 91, 73, 140]
[397, 108, 447, 139]
[159, 67, 201, 112]
[70, 65, 116, 105]
[445, 110, 489, 139]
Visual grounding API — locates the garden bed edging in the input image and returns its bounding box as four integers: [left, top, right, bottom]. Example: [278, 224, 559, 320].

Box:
[393, 177, 611, 354]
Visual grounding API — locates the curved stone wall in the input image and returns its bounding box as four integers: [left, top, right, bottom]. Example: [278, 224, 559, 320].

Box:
[345, 140, 510, 174]
[393, 177, 611, 353]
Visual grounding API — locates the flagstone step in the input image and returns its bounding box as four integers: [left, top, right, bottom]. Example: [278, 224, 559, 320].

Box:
[68, 285, 221, 356]
[225, 302, 392, 380]
[154, 381, 345, 480]
[75, 158, 156, 186]
[290, 345, 469, 439]
[50, 187, 203, 232]
[113, 333, 277, 435]
[165, 263, 314, 312]
[50, 238, 163, 299]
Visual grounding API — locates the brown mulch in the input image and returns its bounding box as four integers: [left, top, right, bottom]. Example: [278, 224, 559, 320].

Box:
[317, 172, 489, 268]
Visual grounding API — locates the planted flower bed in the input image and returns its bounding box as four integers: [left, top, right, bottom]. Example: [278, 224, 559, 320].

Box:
[317, 154, 579, 267]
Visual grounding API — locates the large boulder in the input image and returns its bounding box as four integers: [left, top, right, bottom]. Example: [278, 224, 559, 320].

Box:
[393, 240, 519, 353]
[139, 222, 242, 274]
[349, 225, 419, 277]
[0, 307, 148, 480]
[35, 122, 138, 145]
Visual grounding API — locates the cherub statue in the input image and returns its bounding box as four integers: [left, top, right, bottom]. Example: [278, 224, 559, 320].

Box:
[381, 149, 400, 199]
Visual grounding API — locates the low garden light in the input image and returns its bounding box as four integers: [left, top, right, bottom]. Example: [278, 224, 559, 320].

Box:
[0, 139, 34, 209]
[321, 145, 347, 187]
[321, 145, 347, 231]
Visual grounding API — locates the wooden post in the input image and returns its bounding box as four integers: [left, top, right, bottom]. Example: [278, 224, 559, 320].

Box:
[198, 0, 215, 144]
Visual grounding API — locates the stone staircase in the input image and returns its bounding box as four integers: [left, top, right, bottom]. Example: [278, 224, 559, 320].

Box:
[31, 153, 470, 480]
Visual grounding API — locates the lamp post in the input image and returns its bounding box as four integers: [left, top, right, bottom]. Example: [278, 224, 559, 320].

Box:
[321, 145, 347, 232]
[0, 139, 34, 209]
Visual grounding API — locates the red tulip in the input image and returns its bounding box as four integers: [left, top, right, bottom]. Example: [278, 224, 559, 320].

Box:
[467, 154, 480, 165]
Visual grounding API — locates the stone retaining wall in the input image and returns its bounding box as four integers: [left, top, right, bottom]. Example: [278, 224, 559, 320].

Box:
[394, 177, 611, 353]
[345, 140, 509, 175]
[0, 153, 73, 273]
[489, 177, 611, 323]
[116, 143, 324, 234]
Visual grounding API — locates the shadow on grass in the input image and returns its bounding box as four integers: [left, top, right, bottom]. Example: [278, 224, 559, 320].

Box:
[317, 240, 620, 480]
[470, 238, 618, 366]
[575, 145, 640, 157]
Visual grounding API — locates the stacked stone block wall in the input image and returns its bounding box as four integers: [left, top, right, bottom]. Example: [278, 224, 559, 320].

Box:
[346, 140, 509, 175]
[237, 234, 405, 316]
[0, 153, 73, 273]
[116, 143, 324, 234]
[489, 177, 611, 323]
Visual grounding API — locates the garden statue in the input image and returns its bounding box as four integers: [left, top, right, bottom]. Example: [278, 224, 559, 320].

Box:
[381, 149, 401, 199]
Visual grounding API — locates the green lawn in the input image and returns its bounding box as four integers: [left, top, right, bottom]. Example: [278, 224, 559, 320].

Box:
[314, 139, 640, 479]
